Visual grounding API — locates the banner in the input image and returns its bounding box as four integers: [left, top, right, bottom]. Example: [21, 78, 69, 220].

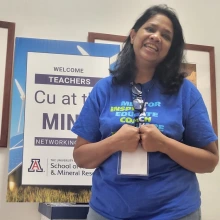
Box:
[7, 37, 120, 202]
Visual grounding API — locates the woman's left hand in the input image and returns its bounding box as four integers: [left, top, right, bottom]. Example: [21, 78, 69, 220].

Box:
[139, 124, 167, 152]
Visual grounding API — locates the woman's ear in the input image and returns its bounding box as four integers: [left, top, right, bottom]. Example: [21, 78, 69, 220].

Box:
[130, 29, 136, 44]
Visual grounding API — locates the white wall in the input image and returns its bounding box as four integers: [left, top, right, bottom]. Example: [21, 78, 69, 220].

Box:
[0, 0, 220, 219]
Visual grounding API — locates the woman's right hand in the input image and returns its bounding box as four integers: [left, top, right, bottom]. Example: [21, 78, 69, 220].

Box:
[113, 124, 140, 152]
[73, 124, 140, 169]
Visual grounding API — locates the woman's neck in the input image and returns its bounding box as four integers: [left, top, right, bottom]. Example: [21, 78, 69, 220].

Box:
[134, 61, 156, 84]
[135, 68, 155, 84]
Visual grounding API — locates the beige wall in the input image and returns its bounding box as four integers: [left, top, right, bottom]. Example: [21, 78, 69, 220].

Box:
[0, 0, 219, 219]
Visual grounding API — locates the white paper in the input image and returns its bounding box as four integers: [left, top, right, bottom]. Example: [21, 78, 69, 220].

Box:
[119, 143, 148, 175]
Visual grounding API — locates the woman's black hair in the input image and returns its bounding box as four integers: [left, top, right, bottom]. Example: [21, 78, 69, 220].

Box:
[110, 4, 187, 94]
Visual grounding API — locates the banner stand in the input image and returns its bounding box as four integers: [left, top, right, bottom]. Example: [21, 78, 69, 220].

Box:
[38, 203, 89, 220]
[7, 38, 120, 203]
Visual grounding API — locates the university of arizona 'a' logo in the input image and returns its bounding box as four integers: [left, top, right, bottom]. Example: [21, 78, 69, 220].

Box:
[28, 159, 43, 172]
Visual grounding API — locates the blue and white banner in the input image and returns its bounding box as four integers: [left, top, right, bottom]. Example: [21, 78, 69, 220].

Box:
[8, 38, 119, 187]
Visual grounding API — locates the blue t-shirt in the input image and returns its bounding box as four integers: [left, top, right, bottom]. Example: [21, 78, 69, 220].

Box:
[72, 76, 217, 220]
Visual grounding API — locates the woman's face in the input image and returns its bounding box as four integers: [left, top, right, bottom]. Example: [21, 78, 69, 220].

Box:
[130, 14, 174, 67]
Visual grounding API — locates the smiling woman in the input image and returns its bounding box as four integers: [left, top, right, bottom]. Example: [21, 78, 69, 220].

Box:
[130, 14, 173, 72]
[72, 4, 218, 220]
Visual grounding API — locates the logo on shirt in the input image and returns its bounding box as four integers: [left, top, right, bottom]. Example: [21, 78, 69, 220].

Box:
[110, 100, 164, 131]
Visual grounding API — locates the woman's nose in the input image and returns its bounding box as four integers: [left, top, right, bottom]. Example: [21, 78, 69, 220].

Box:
[150, 33, 161, 42]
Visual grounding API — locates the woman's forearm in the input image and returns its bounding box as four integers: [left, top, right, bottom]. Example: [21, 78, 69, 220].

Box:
[73, 124, 140, 169]
[160, 137, 219, 173]
[73, 135, 119, 169]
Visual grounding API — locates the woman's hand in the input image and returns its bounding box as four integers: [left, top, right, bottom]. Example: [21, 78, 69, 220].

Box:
[139, 124, 167, 152]
[114, 124, 140, 152]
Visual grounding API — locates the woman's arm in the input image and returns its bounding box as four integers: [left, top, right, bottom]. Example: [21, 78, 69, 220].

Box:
[160, 137, 219, 173]
[73, 135, 120, 169]
[73, 124, 140, 169]
[140, 124, 219, 173]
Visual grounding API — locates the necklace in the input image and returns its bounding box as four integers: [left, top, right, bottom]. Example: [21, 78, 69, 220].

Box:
[130, 79, 155, 127]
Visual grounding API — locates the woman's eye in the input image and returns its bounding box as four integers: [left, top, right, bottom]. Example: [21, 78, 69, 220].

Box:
[145, 27, 154, 32]
[162, 34, 171, 41]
